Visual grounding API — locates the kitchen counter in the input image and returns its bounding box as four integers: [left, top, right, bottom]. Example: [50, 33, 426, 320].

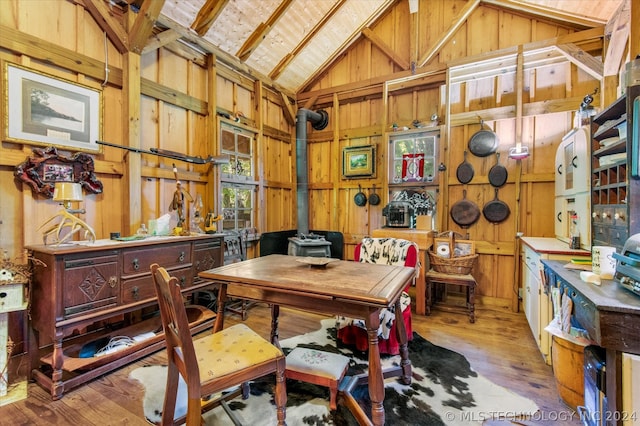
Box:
[372, 228, 433, 315]
[520, 236, 591, 256]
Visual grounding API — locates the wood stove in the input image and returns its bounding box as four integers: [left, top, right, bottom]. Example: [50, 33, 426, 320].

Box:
[288, 233, 331, 257]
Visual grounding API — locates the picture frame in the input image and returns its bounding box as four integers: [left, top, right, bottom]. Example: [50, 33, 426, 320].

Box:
[342, 145, 376, 178]
[4, 62, 102, 153]
[434, 238, 475, 257]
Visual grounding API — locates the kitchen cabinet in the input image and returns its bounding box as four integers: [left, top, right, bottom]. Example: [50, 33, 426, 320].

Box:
[27, 234, 223, 399]
[591, 83, 640, 251]
[543, 260, 640, 425]
[554, 127, 591, 249]
[520, 237, 589, 365]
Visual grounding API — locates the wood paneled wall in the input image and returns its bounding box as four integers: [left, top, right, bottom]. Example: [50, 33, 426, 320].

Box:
[297, 0, 609, 310]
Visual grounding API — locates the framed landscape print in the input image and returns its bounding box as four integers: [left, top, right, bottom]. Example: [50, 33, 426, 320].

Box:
[343, 145, 376, 178]
[4, 62, 102, 153]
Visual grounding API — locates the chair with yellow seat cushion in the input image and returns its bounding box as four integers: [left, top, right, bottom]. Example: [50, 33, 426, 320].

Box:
[150, 263, 287, 426]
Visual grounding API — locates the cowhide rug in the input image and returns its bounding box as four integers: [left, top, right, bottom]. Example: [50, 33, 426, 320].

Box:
[129, 318, 539, 425]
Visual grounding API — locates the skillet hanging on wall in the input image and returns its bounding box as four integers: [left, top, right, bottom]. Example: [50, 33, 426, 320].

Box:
[488, 152, 508, 187]
[354, 184, 367, 206]
[369, 184, 380, 206]
[456, 150, 474, 184]
[468, 120, 498, 157]
[483, 188, 510, 223]
[450, 189, 481, 228]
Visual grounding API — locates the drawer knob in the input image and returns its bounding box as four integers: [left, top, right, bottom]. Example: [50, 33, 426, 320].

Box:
[132, 258, 139, 270]
[109, 276, 117, 287]
[601, 212, 608, 219]
[592, 212, 599, 219]
[180, 277, 186, 287]
[179, 251, 185, 262]
[132, 286, 139, 300]
[614, 212, 625, 221]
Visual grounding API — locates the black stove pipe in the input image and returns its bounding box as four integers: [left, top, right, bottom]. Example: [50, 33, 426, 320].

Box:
[296, 108, 329, 236]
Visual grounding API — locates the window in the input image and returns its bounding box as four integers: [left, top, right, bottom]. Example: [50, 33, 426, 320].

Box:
[219, 123, 257, 232]
[388, 130, 438, 185]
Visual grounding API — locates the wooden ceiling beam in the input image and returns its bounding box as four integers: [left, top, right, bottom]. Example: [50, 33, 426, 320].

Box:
[417, 0, 481, 68]
[128, 0, 165, 54]
[236, 0, 294, 62]
[362, 28, 410, 70]
[269, 0, 347, 80]
[556, 43, 604, 80]
[142, 28, 181, 55]
[191, 0, 228, 37]
[603, 0, 630, 76]
[82, 0, 129, 53]
[481, 0, 606, 28]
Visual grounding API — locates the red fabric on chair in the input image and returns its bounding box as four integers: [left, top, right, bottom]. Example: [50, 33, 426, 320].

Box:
[336, 238, 417, 355]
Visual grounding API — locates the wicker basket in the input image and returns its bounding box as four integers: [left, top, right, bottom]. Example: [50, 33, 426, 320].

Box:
[428, 250, 477, 275]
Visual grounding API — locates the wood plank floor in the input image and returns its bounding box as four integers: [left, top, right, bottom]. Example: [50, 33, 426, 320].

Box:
[0, 303, 584, 425]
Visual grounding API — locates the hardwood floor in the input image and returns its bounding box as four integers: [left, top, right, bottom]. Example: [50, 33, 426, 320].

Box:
[0, 302, 583, 425]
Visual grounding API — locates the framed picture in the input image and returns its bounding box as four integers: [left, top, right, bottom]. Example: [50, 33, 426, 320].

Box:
[4, 62, 102, 153]
[343, 145, 376, 178]
[434, 238, 475, 258]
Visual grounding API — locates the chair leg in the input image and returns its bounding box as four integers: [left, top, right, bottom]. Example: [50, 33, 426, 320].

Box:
[162, 365, 180, 426]
[468, 284, 476, 323]
[186, 397, 202, 426]
[425, 279, 432, 315]
[274, 358, 287, 426]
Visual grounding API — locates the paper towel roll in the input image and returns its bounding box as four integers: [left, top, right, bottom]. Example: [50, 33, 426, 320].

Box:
[437, 245, 450, 258]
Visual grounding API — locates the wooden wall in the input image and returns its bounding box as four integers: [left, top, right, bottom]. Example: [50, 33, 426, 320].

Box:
[297, 0, 609, 310]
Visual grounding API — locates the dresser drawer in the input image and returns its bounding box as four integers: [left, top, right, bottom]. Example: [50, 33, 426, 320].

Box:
[522, 245, 542, 275]
[121, 266, 193, 304]
[62, 253, 120, 318]
[193, 239, 223, 275]
[122, 242, 192, 275]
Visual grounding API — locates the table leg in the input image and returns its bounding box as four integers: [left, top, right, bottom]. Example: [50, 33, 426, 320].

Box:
[393, 299, 412, 384]
[214, 284, 227, 333]
[365, 310, 385, 426]
[270, 304, 280, 348]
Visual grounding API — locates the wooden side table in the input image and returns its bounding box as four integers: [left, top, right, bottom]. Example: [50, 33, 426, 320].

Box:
[371, 229, 433, 315]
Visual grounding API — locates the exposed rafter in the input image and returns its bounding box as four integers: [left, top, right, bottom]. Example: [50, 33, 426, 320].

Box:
[191, 0, 228, 37]
[128, 0, 165, 54]
[269, 0, 347, 80]
[82, 0, 129, 53]
[362, 27, 410, 70]
[142, 28, 181, 55]
[236, 0, 294, 62]
[481, 0, 607, 27]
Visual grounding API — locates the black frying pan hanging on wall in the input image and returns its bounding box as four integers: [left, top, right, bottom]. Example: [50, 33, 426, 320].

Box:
[483, 188, 510, 223]
[456, 150, 474, 184]
[450, 190, 481, 228]
[468, 120, 498, 157]
[488, 152, 508, 187]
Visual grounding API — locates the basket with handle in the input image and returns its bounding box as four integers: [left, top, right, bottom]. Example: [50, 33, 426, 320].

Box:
[428, 231, 477, 275]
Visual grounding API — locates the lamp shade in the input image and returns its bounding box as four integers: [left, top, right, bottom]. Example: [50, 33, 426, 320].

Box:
[53, 182, 83, 202]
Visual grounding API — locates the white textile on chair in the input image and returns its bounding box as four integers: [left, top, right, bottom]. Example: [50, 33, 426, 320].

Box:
[335, 237, 418, 339]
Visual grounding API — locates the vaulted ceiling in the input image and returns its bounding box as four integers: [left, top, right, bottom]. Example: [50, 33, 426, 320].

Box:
[100, 0, 626, 95]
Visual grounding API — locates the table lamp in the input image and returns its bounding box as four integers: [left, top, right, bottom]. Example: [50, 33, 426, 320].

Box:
[53, 182, 84, 213]
[39, 182, 96, 245]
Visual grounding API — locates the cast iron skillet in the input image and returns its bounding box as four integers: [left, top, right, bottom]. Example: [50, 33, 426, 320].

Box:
[450, 189, 481, 228]
[483, 188, 510, 223]
[354, 184, 367, 206]
[456, 150, 474, 184]
[468, 120, 498, 157]
[369, 184, 380, 206]
[488, 152, 508, 187]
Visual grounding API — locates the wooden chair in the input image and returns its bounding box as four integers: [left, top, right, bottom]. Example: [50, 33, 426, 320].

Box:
[150, 263, 287, 426]
[335, 237, 418, 354]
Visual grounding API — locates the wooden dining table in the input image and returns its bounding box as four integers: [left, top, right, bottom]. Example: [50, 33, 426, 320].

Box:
[199, 254, 415, 426]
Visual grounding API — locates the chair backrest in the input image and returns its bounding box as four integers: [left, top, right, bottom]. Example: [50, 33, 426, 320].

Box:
[355, 237, 418, 268]
[150, 263, 199, 379]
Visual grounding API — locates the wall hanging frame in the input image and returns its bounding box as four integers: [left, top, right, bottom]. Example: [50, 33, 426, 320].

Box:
[342, 145, 376, 178]
[4, 62, 102, 153]
[14, 146, 103, 198]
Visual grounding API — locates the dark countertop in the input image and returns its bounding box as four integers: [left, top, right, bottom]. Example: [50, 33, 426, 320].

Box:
[542, 260, 640, 315]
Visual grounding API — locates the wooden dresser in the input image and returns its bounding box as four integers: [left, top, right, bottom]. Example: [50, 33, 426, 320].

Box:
[27, 234, 223, 399]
